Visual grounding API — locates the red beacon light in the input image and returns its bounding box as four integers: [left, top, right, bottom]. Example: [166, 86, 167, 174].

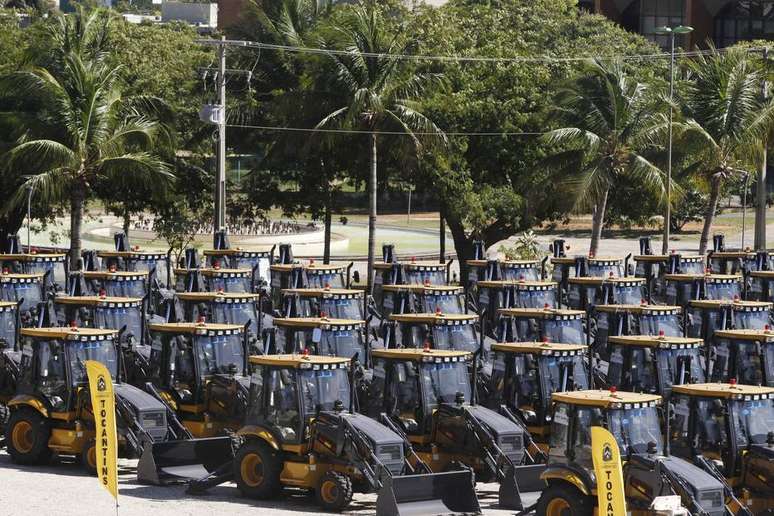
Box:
[609, 271, 614, 278]
[69, 320, 78, 331]
[302, 348, 310, 358]
[729, 378, 738, 387]
[2, 267, 8, 275]
[423, 340, 431, 353]
[542, 336, 550, 344]
[423, 279, 431, 286]
[544, 302, 551, 310]
[197, 315, 206, 324]
[324, 282, 331, 290]
[109, 264, 117, 273]
[765, 324, 771, 334]
[640, 298, 647, 305]
[518, 275, 525, 282]
[609, 385, 617, 394]
[411, 256, 417, 263]
[98, 289, 107, 299]
[213, 260, 221, 270]
[733, 294, 740, 302]
[320, 311, 328, 320]
[435, 306, 443, 315]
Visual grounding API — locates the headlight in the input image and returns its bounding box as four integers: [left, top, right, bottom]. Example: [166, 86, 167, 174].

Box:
[498, 433, 522, 453]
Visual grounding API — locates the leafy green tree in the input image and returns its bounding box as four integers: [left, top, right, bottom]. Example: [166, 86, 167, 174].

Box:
[410, 0, 661, 274]
[315, 2, 446, 289]
[676, 47, 774, 254]
[543, 59, 666, 255]
[1, 8, 172, 268]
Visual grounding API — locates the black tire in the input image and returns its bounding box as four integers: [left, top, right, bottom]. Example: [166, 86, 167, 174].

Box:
[80, 439, 97, 475]
[6, 407, 52, 465]
[233, 440, 283, 499]
[315, 471, 353, 512]
[535, 482, 594, 516]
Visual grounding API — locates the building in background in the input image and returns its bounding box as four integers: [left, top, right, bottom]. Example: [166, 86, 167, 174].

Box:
[590, 1, 774, 49]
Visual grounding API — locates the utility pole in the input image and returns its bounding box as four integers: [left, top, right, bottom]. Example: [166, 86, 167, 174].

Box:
[197, 37, 256, 243]
[755, 47, 769, 250]
[216, 36, 227, 234]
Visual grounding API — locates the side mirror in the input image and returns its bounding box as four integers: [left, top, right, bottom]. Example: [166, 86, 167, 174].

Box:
[352, 271, 361, 284]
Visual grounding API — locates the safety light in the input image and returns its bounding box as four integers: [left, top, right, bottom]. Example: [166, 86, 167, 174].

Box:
[324, 282, 330, 290]
[320, 311, 328, 320]
[658, 330, 665, 338]
[610, 386, 617, 394]
[435, 306, 442, 315]
[99, 289, 107, 299]
[70, 320, 78, 330]
[197, 315, 206, 324]
[544, 303, 551, 310]
[302, 348, 310, 358]
[423, 341, 431, 353]
[109, 264, 117, 272]
[641, 298, 647, 305]
[729, 378, 737, 386]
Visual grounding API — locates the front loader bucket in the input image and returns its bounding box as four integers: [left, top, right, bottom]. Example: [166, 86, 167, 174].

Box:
[376, 470, 481, 516]
[498, 464, 546, 510]
[137, 436, 234, 485]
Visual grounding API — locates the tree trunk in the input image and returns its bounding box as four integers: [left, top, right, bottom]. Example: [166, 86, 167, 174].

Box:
[699, 176, 722, 255]
[444, 213, 473, 285]
[69, 184, 85, 271]
[323, 197, 332, 264]
[366, 134, 377, 292]
[589, 186, 609, 256]
[755, 146, 767, 250]
[439, 213, 446, 264]
[122, 209, 131, 241]
[0, 209, 26, 253]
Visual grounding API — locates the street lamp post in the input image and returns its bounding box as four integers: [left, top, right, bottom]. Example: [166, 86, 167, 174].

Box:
[655, 25, 693, 255]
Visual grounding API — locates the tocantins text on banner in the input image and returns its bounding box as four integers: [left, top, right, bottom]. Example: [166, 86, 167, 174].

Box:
[591, 426, 626, 516]
[86, 360, 119, 501]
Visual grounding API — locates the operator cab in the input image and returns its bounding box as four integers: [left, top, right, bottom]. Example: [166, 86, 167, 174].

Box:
[710, 329, 774, 386]
[82, 270, 148, 299]
[498, 307, 586, 345]
[268, 317, 367, 362]
[281, 288, 365, 320]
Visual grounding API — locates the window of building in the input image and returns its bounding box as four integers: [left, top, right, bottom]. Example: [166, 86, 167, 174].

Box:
[640, 0, 686, 48]
[715, 1, 774, 48]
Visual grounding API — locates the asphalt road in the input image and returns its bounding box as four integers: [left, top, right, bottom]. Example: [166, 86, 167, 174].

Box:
[0, 450, 540, 515]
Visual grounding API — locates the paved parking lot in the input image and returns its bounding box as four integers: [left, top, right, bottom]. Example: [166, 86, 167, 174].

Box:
[0, 450, 539, 515]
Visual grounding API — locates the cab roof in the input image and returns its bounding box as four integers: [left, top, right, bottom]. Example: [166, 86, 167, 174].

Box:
[55, 295, 143, 306]
[689, 299, 771, 310]
[633, 254, 704, 263]
[371, 348, 471, 361]
[568, 277, 644, 285]
[710, 251, 755, 259]
[713, 329, 774, 341]
[82, 270, 148, 279]
[147, 322, 244, 334]
[465, 259, 539, 267]
[492, 342, 587, 355]
[282, 287, 363, 297]
[203, 248, 270, 256]
[0, 272, 45, 280]
[607, 335, 703, 348]
[476, 280, 556, 289]
[21, 327, 118, 340]
[388, 313, 477, 325]
[663, 273, 741, 281]
[0, 253, 66, 261]
[176, 292, 259, 301]
[498, 307, 585, 318]
[671, 383, 774, 399]
[270, 262, 347, 272]
[381, 284, 462, 294]
[593, 304, 681, 314]
[198, 268, 252, 276]
[273, 317, 365, 328]
[552, 389, 661, 408]
[750, 270, 774, 278]
[97, 250, 165, 258]
[249, 354, 349, 367]
[0, 301, 18, 309]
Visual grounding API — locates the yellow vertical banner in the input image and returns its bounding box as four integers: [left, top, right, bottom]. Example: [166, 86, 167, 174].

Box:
[85, 360, 119, 501]
[591, 426, 626, 516]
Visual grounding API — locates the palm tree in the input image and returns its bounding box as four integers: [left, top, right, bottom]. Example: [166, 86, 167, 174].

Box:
[544, 59, 667, 255]
[676, 47, 774, 255]
[1, 9, 172, 270]
[315, 3, 446, 290]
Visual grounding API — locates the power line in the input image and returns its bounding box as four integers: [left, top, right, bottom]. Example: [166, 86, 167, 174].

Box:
[198, 38, 765, 64]
[226, 123, 546, 136]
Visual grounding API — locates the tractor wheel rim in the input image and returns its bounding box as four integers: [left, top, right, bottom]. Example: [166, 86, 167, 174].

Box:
[12, 420, 34, 453]
[546, 498, 571, 516]
[321, 480, 339, 504]
[240, 453, 264, 487]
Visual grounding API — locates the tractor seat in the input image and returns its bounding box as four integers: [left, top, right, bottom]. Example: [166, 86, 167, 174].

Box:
[398, 413, 419, 433]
